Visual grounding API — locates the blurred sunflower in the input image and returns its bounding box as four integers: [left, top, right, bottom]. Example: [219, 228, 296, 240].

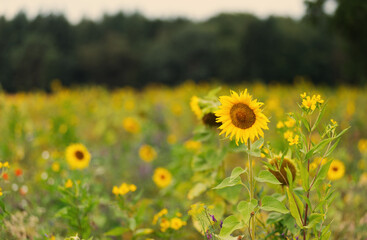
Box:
[190, 96, 202, 120]
[153, 167, 172, 188]
[66, 143, 91, 170]
[328, 160, 345, 180]
[122, 117, 140, 134]
[215, 90, 269, 145]
[139, 144, 157, 162]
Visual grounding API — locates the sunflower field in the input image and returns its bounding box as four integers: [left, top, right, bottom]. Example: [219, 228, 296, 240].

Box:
[0, 80, 367, 240]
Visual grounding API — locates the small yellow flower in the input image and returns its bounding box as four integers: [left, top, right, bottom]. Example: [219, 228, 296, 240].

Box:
[170, 217, 185, 230]
[276, 121, 284, 129]
[288, 135, 299, 146]
[358, 139, 367, 154]
[52, 162, 60, 172]
[139, 144, 157, 162]
[0, 162, 2, 168]
[160, 218, 170, 232]
[118, 183, 130, 195]
[330, 119, 337, 125]
[184, 140, 202, 152]
[0, 187, 3, 196]
[300, 92, 307, 98]
[153, 168, 172, 188]
[129, 184, 137, 192]
[315, 94, 324, 104]
[112, 186, 120, 195]
[284, 118, 296, 128]
[3, 162, 10, 168]
[190, 96, 202, 120]
[65, 179, 73, 188]
[327, 160, 345, 181]
[122, 117, 140, 134]
[302, 96, 317, 111]
[283, 130, 294, 140]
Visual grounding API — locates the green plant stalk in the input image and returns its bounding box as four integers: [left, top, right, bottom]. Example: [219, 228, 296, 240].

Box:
[248, 140, 255, 240]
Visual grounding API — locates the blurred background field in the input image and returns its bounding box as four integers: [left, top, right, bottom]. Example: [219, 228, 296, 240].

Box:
[1, 82, 367, 239]
[1, 0, 367, 239]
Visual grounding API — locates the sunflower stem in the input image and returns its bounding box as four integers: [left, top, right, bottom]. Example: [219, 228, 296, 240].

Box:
[247, 140, 255, 240]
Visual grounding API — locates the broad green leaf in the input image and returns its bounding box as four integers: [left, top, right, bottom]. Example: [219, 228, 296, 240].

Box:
[305, 213, 323, 229]
[230, 167, 247, 181]
[255, 170, 281, 185]
[213, 176, 241, 190]
[237, 199, 258, 224]
[104, 227, 129, 236]
[251, 138, 264, 150]
[261, 196, 289, 214]
[219, 215, 242, 237]
[286, 188, 303, 228]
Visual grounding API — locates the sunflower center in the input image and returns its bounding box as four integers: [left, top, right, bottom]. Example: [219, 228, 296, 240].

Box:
[160, 174, 166, 180]
[230, 103, 256, 129]
[75, 150, 84, 160]
[332, 167, 338, 172]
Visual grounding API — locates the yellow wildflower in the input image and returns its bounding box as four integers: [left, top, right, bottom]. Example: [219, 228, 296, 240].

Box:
[284, 130, 294, 140]
[122, 117, 140, 134]
[170, 217, 185, 230]
[153, 168, 172, 188]
[184, 140, 202, 152]
[160, 218, 170, 232]
[327, 160, 345, 181]
[65, 179, 73, 188]
[139, 145, 157, 162]
[288, 135, 299, 145]
[52, 162, 60, 172]
[284, 118, 296, 128]
[302, 96, 317, 111]
[358, 139, 367, 154]
[276, 121, 284, 129]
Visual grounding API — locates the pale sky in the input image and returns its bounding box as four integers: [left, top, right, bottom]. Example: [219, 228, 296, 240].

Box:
[0, 0, 306, 23]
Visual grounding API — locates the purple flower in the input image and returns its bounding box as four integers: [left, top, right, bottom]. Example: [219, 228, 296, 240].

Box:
[210, 214, 217, 222]
[220, 220, 223, 228]
[296, 237, 299, 240]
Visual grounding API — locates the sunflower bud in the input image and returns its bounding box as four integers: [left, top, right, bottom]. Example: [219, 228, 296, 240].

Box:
[202, 112, 221, 127]
[268, 158, 297, 185]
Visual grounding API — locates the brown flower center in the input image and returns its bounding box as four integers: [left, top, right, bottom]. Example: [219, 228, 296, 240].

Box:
[75, 150, 84, 160]
[230, 103, 256, 129]
[160, 174, 166, 180]
[332, 167, 338, 172]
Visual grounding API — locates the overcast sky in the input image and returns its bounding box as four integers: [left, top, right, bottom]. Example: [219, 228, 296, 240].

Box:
[1, 0, 306, 23]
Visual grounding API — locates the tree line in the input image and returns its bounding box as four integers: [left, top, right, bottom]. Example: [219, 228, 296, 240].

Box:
[0, 0, 366, 92]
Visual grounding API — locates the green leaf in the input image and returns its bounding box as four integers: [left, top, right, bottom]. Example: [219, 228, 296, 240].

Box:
[213, 176, 242, 190]
[255, 170, 281, 185]
[237, 199, 258, 224]
[311, 160, 332, 191]
[305, 213, 323, 229]
[104, 227, 129, 236]
[311, 103, 327, 131]
[305, 138, 333, 161]
[301, 118, 311, 132]
[286, 188, 303, 228]
[219, 215, 242, 237]
[260, 196, 289, 214]
[299, 163, 309, 191]
[230, 167, 247, 181]
[251, 138, 264, 150]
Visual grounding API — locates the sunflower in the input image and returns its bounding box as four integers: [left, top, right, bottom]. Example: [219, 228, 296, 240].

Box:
[327, 160, 345, 180]
[215, 90, 269, 145]
[122, 117, 140, 134]
[66, 143, 91, 170]
[268, 157, 297, 185]
[153, 167, 172, 188]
